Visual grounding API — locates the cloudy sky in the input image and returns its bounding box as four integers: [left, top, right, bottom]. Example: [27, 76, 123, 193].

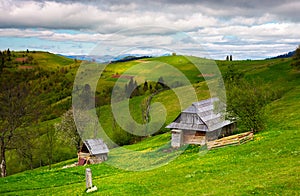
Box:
[0, 0, 300, 59]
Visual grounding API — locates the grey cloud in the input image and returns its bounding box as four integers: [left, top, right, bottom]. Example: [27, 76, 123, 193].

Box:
[12, 0, 300, 21]
[0, 0, 299, 59]
[1, 0, 300, 32]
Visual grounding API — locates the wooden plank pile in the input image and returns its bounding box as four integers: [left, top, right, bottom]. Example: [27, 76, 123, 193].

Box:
[207, 131, 253, 150]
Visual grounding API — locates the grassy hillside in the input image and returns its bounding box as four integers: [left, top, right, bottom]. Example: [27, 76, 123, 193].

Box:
[0, 93, 299, 195]
[0, 52, 299, 195]
[0, 51, 82, 175]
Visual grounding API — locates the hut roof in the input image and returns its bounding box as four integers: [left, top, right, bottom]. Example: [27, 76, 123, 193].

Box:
[166, 97, 232, 132]
[83, 139, 109, 155]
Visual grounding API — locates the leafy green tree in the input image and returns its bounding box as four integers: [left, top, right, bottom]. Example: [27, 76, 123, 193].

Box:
[294, 45, 300, 60]
[156, 76, 168, 90]
[131, 80, 139, 97]
[223, 64, 244, 84]
[6, 49, 11, 61]
[149, 84, 153, 93]
[226, 79, 266, 132]
[291, 45, 300, 69]
[223, 65, 279, 132]
[0, 52, 4, 73]
[6, 49, 10, 56]
[79, 84, 93, 109]
[125, 78, 139, 98]
[143, 81, 149, 93]
[55, 108, 81, 151]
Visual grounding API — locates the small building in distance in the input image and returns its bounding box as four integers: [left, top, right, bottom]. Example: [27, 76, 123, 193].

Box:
[166, 97, 235, 148]
[78, 138, 109, 165]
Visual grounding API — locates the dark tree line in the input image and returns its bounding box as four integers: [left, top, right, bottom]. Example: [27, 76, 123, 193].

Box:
[125, 76, 169, 99]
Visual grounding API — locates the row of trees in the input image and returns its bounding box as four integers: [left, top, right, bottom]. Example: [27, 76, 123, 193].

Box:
[125, 76, 168, 98]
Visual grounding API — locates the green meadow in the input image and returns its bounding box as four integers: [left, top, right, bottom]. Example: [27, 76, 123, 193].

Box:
[0, 52, 299, 195]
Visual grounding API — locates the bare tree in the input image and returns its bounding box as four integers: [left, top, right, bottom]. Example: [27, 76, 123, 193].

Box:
[12, 127, 39, 170]
[45, 124, 56, 170]
[0, 82, 38, 177]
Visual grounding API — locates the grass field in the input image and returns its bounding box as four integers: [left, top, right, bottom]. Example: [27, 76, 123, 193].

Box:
[1, 53, 299, 195]
[0, 104, 299, 195]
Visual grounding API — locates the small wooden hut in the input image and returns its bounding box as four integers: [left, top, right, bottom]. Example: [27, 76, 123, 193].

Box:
[78, 138, 109, 165]
[166, 97, 235, 148]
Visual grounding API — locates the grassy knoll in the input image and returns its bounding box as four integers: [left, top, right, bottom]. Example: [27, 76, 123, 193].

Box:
[29, 52, 76, 69]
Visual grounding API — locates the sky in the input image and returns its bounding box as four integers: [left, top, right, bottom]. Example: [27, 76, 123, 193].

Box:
[0, 0, 300, 60]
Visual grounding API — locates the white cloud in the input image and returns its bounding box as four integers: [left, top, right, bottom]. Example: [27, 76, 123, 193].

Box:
[0, 0, 299, 59]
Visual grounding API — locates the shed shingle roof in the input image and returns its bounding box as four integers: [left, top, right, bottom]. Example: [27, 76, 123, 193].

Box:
[84, 139, 109, 155]
[166, 97, 233, 132]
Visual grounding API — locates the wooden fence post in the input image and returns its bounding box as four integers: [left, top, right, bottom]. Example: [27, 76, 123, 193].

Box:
[86, 168, 92, 189]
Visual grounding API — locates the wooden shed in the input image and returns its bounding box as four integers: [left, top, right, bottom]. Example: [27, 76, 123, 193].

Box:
[166, 97, 235, 148]
[78, 138, 109, 165]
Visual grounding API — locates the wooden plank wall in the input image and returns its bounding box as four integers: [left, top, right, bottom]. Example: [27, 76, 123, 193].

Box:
[183, 131, 206, 145]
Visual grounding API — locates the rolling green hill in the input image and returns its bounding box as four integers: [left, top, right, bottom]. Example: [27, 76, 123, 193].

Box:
[0, 52, 299, 195]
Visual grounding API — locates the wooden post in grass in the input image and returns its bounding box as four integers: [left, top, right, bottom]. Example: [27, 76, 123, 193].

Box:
[86, 168, 92, 189]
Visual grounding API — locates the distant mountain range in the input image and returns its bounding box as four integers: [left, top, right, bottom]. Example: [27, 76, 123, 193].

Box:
[60, 50, 296, 62]
[58, 54, 114, 63]
[59, 52, 171, 63]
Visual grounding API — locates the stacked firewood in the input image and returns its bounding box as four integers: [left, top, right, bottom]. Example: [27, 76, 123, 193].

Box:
[207, 131, 253, 150]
